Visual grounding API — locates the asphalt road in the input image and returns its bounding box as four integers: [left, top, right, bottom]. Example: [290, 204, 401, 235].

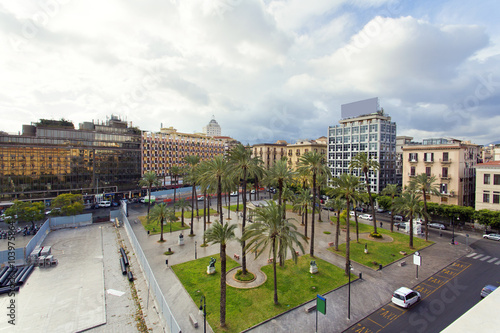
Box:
[344, 238, 500, 333]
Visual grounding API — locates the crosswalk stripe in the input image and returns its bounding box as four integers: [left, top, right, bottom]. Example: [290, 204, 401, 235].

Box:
[480, 256, 491, 261]
[466, 253, 477, 258]
[487, 257, 498, 263]
[496, 261, 500, 265]
[473, 254, 484, 259]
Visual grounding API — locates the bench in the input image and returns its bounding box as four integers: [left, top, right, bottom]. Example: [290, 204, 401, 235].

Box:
[267, 257, 274, 263]
[234, 253, 240, 260]
[189, 313, 198, 328]
[305, 304, 317, 313]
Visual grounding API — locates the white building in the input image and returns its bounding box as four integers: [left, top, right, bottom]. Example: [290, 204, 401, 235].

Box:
[328, 97, 397, 193]
[203, 117, 221, 137]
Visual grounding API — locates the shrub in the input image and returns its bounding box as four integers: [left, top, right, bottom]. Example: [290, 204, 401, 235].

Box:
[370, 231, 382, 238]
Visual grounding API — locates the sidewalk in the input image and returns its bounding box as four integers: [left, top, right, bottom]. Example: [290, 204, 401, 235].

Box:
[127, 204, 476, 333]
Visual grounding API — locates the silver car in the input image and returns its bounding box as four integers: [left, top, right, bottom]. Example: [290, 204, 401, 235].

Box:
[483, 233, 500, 241]
[428, 223, 446, 230]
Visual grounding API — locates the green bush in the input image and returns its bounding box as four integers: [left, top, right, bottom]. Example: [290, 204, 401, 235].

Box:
[370, 231, 382, 238]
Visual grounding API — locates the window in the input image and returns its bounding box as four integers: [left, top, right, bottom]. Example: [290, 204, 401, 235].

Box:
[483, 191, 490, 203]
[424, 152, 434, 162]
[440, 183, 448, 194]
[443, 152, 449, 162]
[442, 167, 448, 178]
[409, 153, 418, 162]
[426, 167, 431, 176]
[484, 174, 491, 185]
[410, 166, 416, 176]
[493, 192, 500, 204]
[495, 174, 500, 185]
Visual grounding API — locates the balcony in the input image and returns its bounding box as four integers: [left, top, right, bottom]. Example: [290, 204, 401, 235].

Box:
[408, 159, 418, 164]
[440, 158, 451, 164]
[439, 174, 451, 180]
[424, 159, 434, 164]
[408, 173, 416, 178]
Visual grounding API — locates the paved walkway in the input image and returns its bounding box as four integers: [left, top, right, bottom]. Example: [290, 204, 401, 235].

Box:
[126, 203, 481, 333]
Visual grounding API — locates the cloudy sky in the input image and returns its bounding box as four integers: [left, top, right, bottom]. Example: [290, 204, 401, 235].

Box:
[1, 0, 499, 145]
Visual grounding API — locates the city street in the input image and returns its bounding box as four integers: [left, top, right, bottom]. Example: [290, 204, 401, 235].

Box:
[344, 238, 500, 333]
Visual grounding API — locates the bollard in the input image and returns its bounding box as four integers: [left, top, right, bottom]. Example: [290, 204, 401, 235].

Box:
[165, 259, 168, 266]
[379, 264, 383, 271]
[359, 272, 362, 279]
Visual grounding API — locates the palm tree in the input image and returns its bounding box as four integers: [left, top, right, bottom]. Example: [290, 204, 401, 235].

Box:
[349, 152, 380, 233]
[174, 198, 191, 227]
[293, 188, 310, 235]
[184, 155, 201, 235]
[409, 174, 440, 241]
[329, 174, 362, 275]
[198, 155, 228, 223]
[381, 184, 400, 232]
[297, 151, 330, 257]
[169, 166, 183, 204]
[148, 203, 171, 242]
[329, 197, 346, 251]
[263, 159, 295, 211]
[228, 144, 264, 275]
[205, 221, 237, 328]
[393, 190, 424, 248]
[281, 186, 295, 219]
[139, 171, 161, 217]
[242, 200, 306, 305]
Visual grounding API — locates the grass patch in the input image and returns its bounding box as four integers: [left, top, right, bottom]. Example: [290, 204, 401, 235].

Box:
[329, 225, 432, 269]
[172, 254, 352, 333]
[323, 231, 331, 235]
[177, 208, 218, 218]
[234, 269, 255, 282]
[139, 216, 189, 235]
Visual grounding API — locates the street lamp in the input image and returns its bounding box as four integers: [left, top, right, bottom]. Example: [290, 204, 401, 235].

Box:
[199, 295, 206, 333]
[451, 215, 456, 245]
[348, 260, 352, 320]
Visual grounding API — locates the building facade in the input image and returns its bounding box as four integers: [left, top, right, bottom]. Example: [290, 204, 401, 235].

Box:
[202, 117, 222, 137]
[475, 161, 500, 211]
[402, 138, 481, 207]
[252, 141, 288, 170]
[328, 98, 397, 193]
[0, 116, 142, 201]
[396, 136, 420, 186]
[142, 127, 225, 184]
[286, 138, 327, 171]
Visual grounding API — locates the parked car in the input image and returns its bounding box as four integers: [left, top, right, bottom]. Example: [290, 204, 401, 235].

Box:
[250, 190, 256, 194]
[197, 196, 205, 201]
[480, 285, 497, 298]
[483, 233, 500, 241]
[99, 201, 111, 208]
[391, 287, 421, 308]
[428, 223, 446, 230]
[230, 191, 239, 197]
[355, 207, 365, 212]
[349, 211, 356, 216]
[360, 214, 373, 220]
[376, 208, 386, 213]
[394, 215, 404, 221]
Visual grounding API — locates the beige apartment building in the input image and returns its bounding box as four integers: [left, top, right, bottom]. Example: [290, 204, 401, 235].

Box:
[252, 141, 288, 169]
[402, 138, 481, 207]
[286, 137, 327, 170]
[142, 127, 225, 184]
[475, 161, 500, 211]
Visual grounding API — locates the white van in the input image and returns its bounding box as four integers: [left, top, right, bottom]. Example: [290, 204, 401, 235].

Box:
[99, 201, 111, 208]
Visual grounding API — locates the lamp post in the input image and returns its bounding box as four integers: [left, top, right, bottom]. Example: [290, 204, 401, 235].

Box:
[348, 260, 352, 320]
[195, 241, 197, 260]
[199, 295, 206, 333]
[451, 215, 455, 245]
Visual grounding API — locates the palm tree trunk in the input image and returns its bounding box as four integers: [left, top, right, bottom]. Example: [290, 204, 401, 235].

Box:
[220, 244, 227, 327]
[272, 242, 278, 305]
[365, 172, 377, 233]
[203, 191, 207, 244]
[160, 217, 164, 242]
[409, 213, 414, 248]
[317, 185, 322, 222]
[390, 195, 394, 232]
[345, 201, 351, 276]
[147, 186, 152, 216]
[236, 187, 240, 211]
[335, 210, 340, 251]
[304, 203, 308, 238]
[217, 176, 223, 223]
[242, 172, 248, 275]
[195, 186, 199, 218]
[310, 173, 316, 257]
[423, 189, 429, 241]
[355, 212, 359, 242]
[190, 184, 195, 235]
[227, 193, 231, 219]
[181, 208, 185, 227]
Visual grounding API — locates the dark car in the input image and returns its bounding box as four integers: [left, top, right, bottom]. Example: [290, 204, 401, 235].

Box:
[481, 285, 497, 298]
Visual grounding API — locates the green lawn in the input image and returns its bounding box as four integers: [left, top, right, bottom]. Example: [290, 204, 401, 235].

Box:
[139, 216, 189, 235]
[328, 218, 432, 268]
[175, 208, 218, 219]
[172, 254, 353, 333]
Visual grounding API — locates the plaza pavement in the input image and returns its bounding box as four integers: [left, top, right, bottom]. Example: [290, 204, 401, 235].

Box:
[127, 202, 481, 333]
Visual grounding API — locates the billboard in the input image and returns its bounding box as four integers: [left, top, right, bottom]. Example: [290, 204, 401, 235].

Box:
[341, 97, 379, 119]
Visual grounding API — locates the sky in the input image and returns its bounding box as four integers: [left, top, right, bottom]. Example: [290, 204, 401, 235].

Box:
[1, 0, 499, 146]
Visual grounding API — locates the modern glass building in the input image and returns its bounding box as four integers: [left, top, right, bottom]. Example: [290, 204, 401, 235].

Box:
[328, 98, 397, 193]
[0, 116, 141, 201]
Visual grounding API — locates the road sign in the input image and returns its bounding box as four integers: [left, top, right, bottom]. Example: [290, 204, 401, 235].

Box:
[317, 295, 326, 314]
